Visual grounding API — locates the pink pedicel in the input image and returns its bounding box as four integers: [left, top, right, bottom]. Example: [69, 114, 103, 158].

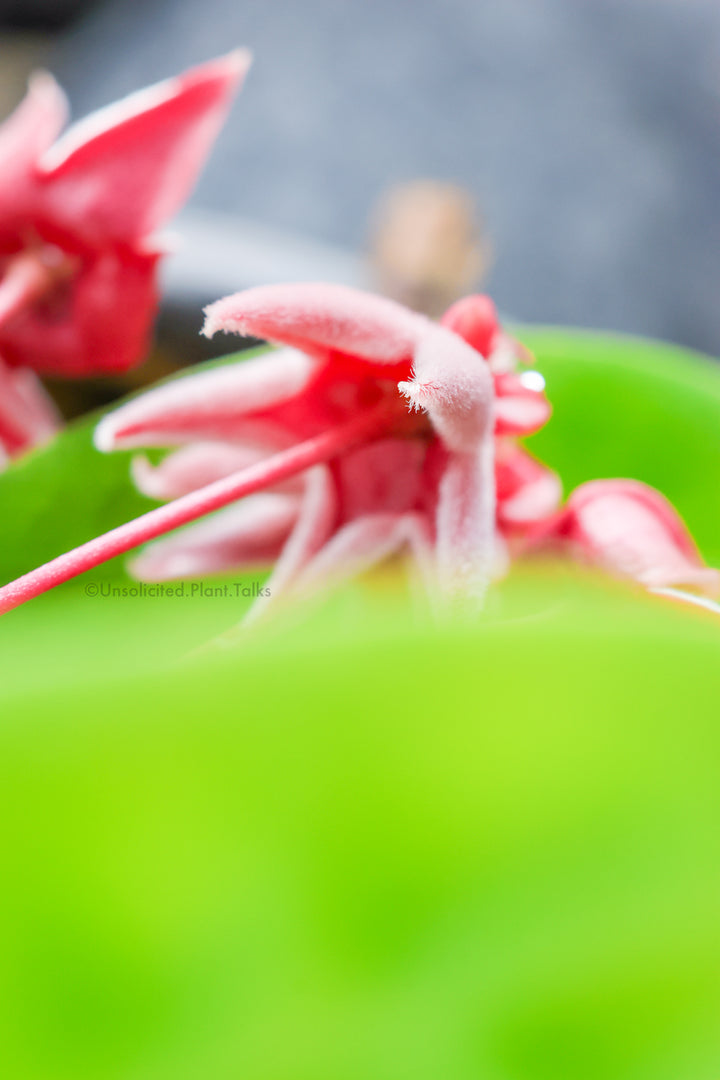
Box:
[0, 51, 249, 459]
[0, 286, 714, 624]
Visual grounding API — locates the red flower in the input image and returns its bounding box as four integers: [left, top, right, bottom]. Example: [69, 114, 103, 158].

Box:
[0, 284, 711, 625]
[533, 478, 719, 595]
[0, 52, 248, 456]
[439, 294, 560, 539]
[91, 285, 551, 619]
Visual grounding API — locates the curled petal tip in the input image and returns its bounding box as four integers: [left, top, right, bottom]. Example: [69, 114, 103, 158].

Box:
[201, 294, 258, 340]
[494, 372, 552, 437]
[26, 69, 68, 110]
[93, 415, 116, 453]
[201, 299, 238, 339]
[0, 68, 68, 169]
[441, 294, 499, 357]
[130, 454, 164, 499]
[397, 379, 446, 420]
[397, 379, 428, 410]
[183, 48, 253, 83]
[402, 326, 495, 453]
[217, 47, 253, 79]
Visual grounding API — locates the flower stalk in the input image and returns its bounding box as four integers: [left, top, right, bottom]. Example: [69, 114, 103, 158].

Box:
[0, 401, 397, 615]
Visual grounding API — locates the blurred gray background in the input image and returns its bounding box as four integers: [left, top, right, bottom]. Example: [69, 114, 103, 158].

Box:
[3, 0, 720, 355]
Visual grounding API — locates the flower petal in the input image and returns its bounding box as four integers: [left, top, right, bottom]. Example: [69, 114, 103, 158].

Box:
[496, 443, 562, 529]
[244, 464, 336, 623]
[493, 372, 552, 436]
[399, 324, 494, 453]
[203, 282, 427, 368]
[0, 356, 61, 457]
[94, 348, 317, 450]
[433, 441, 497, 608]
[558, 479, 719, 594]
[131, 441, 303, 501]
[39, 51, 249, 243]
[441, 294, 499, 358]
[294, 512, 433, 595]
[0, 72, 67, 201]
[130, 493, 299, 580]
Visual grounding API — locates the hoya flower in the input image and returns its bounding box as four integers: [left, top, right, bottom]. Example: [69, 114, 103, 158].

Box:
[89, 285, 492, 616]
[86, 285, 552, 620]
[0, 355, 61, 461]
[0, 285, 550, 619]
[439, 294, 561, 537]
[0, 51, 249, 458]
[535, 478, 720, 596]
[0, 284, 714, 627]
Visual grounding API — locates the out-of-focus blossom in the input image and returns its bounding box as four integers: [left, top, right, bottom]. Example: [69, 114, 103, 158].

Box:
[0, 51, 249, 459]
[536, 478, 719, 595]
[0, 356, 61, 461]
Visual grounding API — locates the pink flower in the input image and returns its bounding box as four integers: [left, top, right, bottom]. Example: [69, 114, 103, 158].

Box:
[439, 295, 561, 538]
[1, 283, 711, 627]
[0, 51, 249, 458]
[533, 478, 719, 595]
[89, 285, 550, 620]
[0, 355, 61, 460]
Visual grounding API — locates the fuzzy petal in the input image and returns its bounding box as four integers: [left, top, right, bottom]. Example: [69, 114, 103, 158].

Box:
[130, 493, 299, 580]
[496, 443, 562, 530]
[244, 464, 336, 623]
[203, 282, 427, 367]
[399, 324, 494, 453]
[94, 348, 317, 450]
[441, 294, 499, 358]
[433, 440, 496, 608]
[0, 73, 67, 207]
[0, 356, 61, 457]
[559, 479, 719, 594]
[294, 512, 433, 595]
[132, 441, 303, 501]
[39, 51, 249, 244]
[493, 372, 552, 437]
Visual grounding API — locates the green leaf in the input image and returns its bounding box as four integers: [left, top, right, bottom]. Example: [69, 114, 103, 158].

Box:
[0, 575, 719, 1079]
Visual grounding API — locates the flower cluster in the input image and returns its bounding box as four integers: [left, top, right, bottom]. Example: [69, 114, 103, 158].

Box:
[0, 51, 248, 459]
[0, 282, 714, 623]
[87, 284, 717, 622]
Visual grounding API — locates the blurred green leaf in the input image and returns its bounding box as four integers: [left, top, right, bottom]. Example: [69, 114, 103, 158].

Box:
[0, 572, 719, 1079]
